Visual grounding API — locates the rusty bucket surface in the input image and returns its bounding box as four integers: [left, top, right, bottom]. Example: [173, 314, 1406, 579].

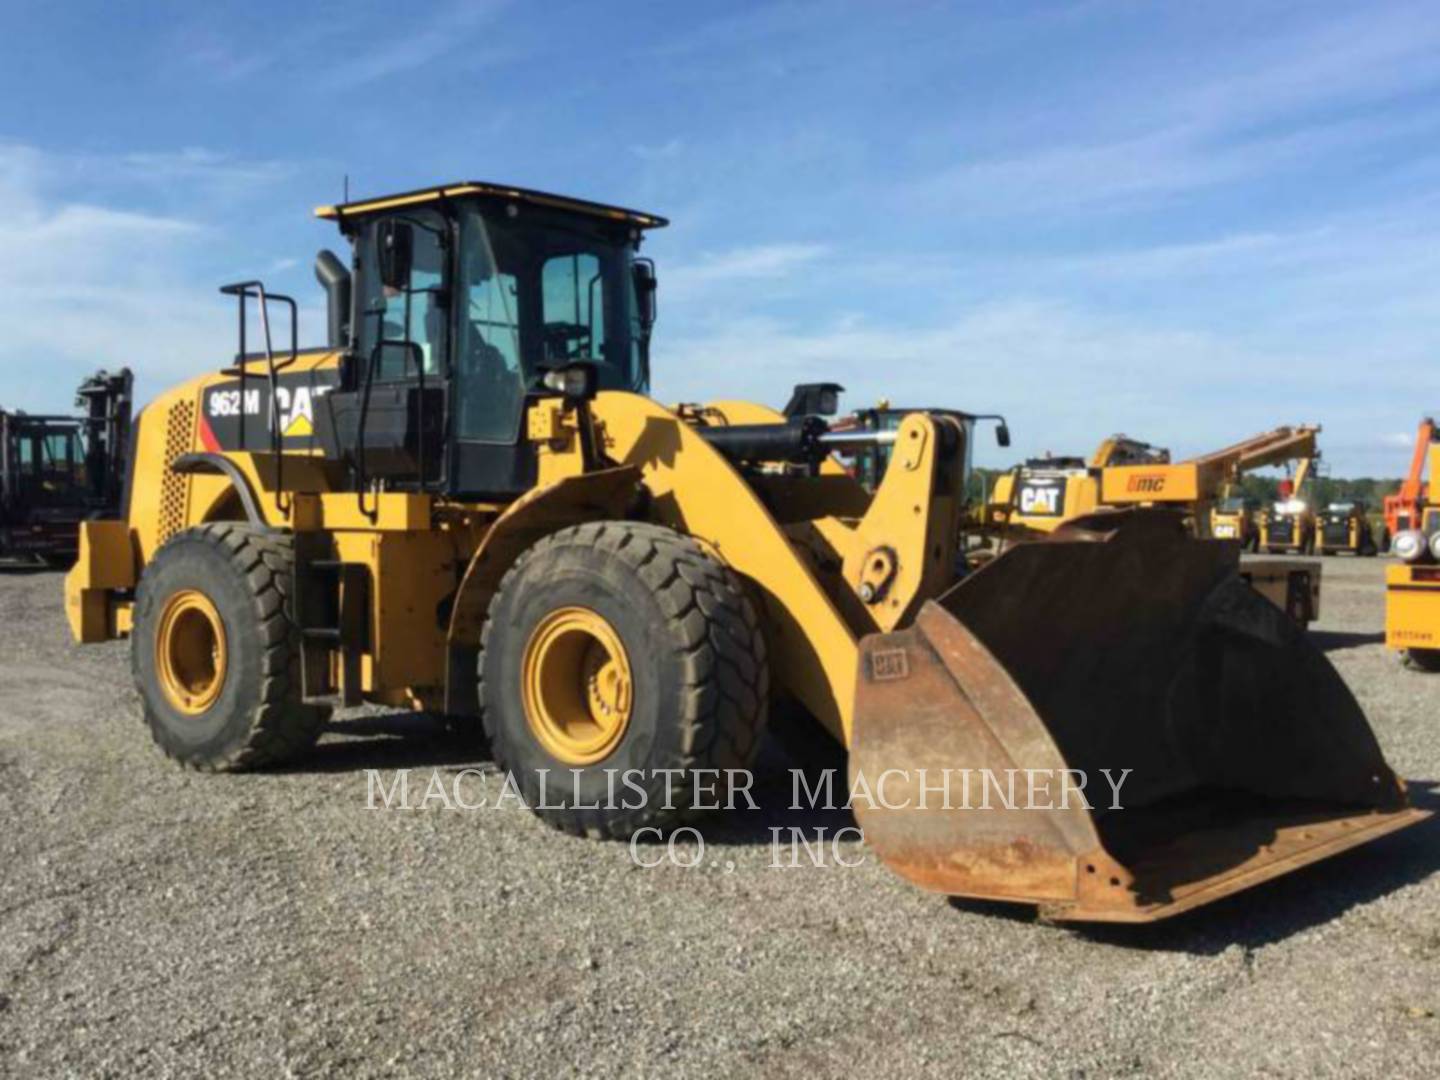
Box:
[851, 511, 1429, 922]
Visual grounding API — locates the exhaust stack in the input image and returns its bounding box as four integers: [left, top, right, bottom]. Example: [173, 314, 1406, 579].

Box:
[314, 249, 351, 350]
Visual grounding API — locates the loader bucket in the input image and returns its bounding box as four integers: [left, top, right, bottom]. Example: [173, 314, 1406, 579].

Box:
[851, 511, 1429, 922]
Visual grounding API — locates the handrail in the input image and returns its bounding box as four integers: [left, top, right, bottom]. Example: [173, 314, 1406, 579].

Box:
[218, 281, 300, 515]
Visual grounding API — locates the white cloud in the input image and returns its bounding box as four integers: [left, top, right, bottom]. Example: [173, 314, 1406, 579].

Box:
[0, 144, 255, 412]
[178, 0, 514, 93]
[1178, 1, 1440, 128]
[910, 103, 1440, 218]
[649, 297, 1427, 476]
[630, 139, 685, 162]
[664, 244, 829, 297]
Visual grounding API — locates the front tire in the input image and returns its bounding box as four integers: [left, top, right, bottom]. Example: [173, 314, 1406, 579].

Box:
[1404, 648, 1440, 673]
[480, 521, 769, 838]
[132, 524, 328, 770]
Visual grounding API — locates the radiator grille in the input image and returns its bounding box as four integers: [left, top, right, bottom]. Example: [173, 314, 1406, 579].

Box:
[157, 399, 196, 544]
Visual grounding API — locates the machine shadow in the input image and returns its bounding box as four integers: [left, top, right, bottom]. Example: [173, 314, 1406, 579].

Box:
[689, 745, 860, 846]
[1308, 629, 1385, 652]
[1033, 782, 1440, 954]
[278, 720, 1438, 954]
[283, 710, 490, 773]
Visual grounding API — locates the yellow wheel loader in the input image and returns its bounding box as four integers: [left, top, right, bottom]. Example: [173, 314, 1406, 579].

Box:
[66, 181, 1427, 922]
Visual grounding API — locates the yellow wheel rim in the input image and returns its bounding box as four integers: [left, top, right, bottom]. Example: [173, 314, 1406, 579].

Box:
[155, 589, 227, 716]
[521, 606, 633, 766]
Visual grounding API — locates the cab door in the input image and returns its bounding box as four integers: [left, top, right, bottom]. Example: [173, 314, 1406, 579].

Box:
[350, 208, 450, 487]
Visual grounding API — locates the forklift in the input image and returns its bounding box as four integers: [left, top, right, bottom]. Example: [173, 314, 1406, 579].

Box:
[1, 369, 132, 565]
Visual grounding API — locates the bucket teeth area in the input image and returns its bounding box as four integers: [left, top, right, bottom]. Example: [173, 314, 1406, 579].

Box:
[851, 511, 1429, 922]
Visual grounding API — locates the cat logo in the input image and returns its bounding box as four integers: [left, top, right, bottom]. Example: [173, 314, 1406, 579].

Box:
[275, 385, 331, 439]
[1127, 474, 1167, 494]
[1018, 479, 1066, 516]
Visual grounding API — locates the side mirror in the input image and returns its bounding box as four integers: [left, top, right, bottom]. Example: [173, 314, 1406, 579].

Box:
[783, 382, 844, 419]
[633, 258, 657, 330]
[996, 422, 1011, 448]
[378, 221, 414, 292]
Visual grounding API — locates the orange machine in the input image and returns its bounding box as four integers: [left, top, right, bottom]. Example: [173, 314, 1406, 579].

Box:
[1385, 417, 1434, 536]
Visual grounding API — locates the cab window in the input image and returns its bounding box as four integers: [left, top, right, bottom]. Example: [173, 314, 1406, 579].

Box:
[541, 253, 605, 364]
[356, 209, 448, 381]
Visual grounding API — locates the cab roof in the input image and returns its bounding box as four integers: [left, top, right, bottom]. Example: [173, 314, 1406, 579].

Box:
[314, 181, 669, 229]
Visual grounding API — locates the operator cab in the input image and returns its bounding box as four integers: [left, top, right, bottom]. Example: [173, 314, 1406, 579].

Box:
[311, 182, 666, 500]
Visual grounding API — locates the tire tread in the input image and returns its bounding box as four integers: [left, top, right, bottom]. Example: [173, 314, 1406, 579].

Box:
[134, 524, 326, 771]
[479, 521, 769, 838]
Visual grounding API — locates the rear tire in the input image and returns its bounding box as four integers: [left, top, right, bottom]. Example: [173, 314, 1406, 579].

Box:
[480, 521, 769, 838]
[132, 524, 328, 770]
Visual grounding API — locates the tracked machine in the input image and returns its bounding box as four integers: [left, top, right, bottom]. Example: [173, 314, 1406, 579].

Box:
[66, 182, 1427, 922]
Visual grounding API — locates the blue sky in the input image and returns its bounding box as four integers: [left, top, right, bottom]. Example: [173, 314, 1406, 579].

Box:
[2, 0, 1438, 474]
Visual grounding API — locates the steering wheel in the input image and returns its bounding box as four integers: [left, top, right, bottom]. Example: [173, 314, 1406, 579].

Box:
[542, 321, 591, 361]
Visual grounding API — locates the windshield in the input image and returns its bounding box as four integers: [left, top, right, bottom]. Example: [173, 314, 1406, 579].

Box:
[454, 203, 646, 442]
[1219, 497, 1245, 512]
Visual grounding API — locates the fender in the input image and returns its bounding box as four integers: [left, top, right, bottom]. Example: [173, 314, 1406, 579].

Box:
[169, 452, 270, 529]
[595, 391, 864, 741]
[443, 465, 642, 716]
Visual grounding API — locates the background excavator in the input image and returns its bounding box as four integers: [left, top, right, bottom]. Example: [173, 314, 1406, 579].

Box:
[63, 180, 1427, 922]
[989, 426, 1324, 625]
[991, 426, 1321, 538]
[987, 435, 1168, 533]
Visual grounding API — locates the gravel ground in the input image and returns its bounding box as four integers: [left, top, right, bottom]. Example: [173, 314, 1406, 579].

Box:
[1, 554, 1437, 1078]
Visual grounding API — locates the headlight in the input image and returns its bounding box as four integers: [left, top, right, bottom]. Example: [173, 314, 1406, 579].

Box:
[541, 362, 598, 402]
[1393, 529, 1427, 563]
[1429, 532, 1440, 563]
